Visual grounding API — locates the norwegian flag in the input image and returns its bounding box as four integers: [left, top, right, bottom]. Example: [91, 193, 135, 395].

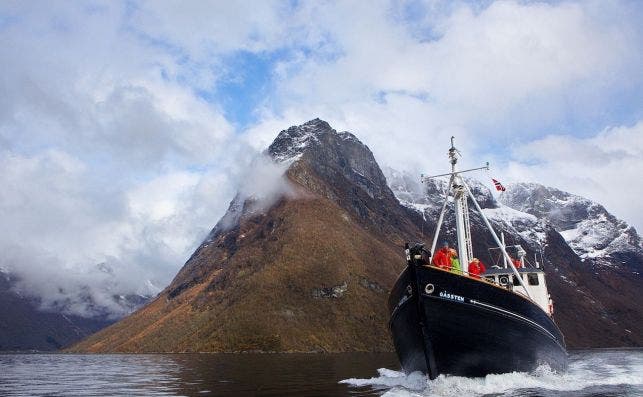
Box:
[492, 178, 506, 192]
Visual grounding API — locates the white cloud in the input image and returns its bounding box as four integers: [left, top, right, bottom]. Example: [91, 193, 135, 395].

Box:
[423, 1, 634, 113]
[502, 122, 643, 232]
[0, 2, 243, 316]
[131, 1, 288, 52]
[271, 0, 640, 128]
[0, 0, 641, 318]
[0, 146, 252, 317]
[246, 0, 642, 230]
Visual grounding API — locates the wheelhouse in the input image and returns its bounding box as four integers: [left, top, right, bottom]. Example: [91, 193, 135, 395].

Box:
[482, 268, 553, 315]
[478, 243, 554, 315]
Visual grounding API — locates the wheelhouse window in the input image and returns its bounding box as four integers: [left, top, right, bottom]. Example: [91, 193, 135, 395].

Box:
[512, 274, 522, 286]
[528, 273, 539, 286]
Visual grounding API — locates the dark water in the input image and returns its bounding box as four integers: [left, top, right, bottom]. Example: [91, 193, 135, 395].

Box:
[0, 353, 398, 396]
[0, 350, 640, 396]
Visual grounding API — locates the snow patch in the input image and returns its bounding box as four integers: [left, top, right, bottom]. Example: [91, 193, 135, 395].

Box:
[270, 119, 328, 163]
[399, 201, 433, 215]
[501, 182, 643, 262]
[482, 205, 538, 224]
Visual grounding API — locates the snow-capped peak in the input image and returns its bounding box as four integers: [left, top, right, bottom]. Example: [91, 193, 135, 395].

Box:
[384, 169, 642, 267]
[267, 118, 332, 163]
[499, 182, 642, 262]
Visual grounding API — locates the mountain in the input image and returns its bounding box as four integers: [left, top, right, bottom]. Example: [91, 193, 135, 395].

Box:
[498, 183, 643, 347]
[71, 119, 642, 352]
[0, 263, 153, 351]
[499, 183, 642, 268]
[0, 271, 113, 351]
[70, 119, 425, 353]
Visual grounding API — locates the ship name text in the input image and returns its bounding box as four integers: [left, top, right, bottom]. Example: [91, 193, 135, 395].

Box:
[439, 291, 465, 302]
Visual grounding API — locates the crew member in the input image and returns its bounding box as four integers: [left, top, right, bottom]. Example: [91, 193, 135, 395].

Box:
[432, 241, 452, 270]
[449, 248, 461, 274]
[468, 258, 486, 278]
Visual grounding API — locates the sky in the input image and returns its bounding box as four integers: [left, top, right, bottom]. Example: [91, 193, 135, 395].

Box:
[1, 0, 642, 317]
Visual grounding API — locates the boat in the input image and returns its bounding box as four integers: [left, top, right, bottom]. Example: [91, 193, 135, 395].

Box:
[388, 138, 567, 379]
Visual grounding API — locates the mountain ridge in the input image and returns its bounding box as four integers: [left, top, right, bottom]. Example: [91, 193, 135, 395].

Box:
[500, 182, 642, 266]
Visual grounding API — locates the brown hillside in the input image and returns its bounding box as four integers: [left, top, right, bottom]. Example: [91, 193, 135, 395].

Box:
[71, 190, 417, 352]
[70, 119, 424, 353]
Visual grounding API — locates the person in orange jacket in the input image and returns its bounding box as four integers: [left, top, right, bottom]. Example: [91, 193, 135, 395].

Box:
[432, 241, 452, 270]
[468, 258, 486, 278]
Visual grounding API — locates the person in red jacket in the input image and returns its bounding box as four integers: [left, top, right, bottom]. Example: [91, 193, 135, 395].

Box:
[468, 258, 486, 278]
[432, 241, 452, 270]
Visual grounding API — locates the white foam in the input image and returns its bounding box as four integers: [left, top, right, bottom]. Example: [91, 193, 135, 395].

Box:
[340, 368, 427, 391]
[342, 350, 643, 397]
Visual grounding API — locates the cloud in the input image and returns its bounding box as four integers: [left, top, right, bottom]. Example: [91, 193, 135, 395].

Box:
[501, 122, 643, 232]
[0, 2, 244, 316]
[0, 144, 266, 317]
[129, 1, 291, 57]
[237, 154, 297, 213]
[0, 0, 641, 318]
[268, 1, 640, 131]
[244, 0, 642, 228]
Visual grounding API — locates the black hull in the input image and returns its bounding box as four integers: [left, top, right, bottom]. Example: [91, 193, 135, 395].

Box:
[388, 265, 567, 378]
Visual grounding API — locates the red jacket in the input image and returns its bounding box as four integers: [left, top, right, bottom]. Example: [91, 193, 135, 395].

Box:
[468, 260, 486, 278]
[432, 248, 452, 270]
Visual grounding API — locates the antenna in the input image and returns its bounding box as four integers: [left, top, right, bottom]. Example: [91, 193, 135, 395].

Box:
[449, 136, 458, 167]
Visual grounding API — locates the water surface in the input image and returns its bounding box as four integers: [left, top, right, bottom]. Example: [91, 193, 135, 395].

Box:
[0, 352, 397, 396]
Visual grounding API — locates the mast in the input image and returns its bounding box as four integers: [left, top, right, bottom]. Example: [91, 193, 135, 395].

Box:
[501, 233, 509, 269]
[449, 139, 474, 266]
[425, 137, 483, 270]
[429, 174, 455, 256]
[454, 187, 473, 266]
[424, 137, 532, 298]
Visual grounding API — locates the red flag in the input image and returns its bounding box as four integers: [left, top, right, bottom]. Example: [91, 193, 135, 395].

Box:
[492, 178, 506, 192]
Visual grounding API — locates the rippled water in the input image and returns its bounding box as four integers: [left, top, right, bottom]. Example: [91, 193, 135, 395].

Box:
[0, 350, 640, 396]
[0, 352, 398, 396]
